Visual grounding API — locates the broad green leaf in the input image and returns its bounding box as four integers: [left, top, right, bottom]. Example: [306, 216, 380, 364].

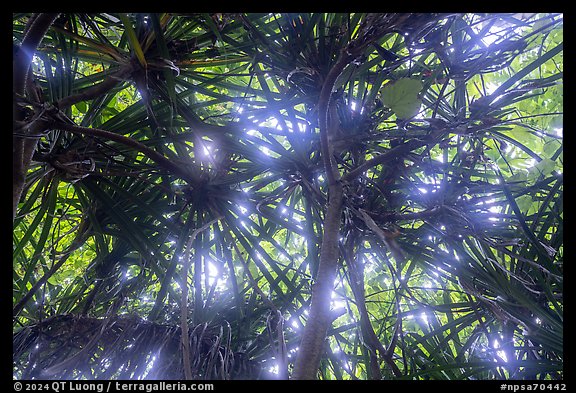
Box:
[508, 126, 526, 141]
[74, 101, 88, 114]
[516, 194, 533, 213]
[380, 78, 423, 119]
[528, 158, 556, 180]
[543, 140, 561, 157]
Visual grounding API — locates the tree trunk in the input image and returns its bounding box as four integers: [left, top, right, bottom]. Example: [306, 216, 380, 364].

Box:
[13, 13, 59, 221]
[292, 49, 352, 380]
[292, 181, 343, 379]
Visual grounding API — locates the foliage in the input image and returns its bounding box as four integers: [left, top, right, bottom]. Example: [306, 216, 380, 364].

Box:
[13, 13, 563, 380]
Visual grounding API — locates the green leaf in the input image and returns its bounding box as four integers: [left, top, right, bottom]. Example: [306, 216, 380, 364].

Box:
[118, 14, 147, 68]
[483, 139, 501, 162]
[528, 158, 556, 180]
[47, 275, 60, 286]
[74, 101, 88, 114]
[508, 126, 526, 141]
[380, 78, 423, 119]
[543, 139, 561, 157]
[533, 18, 547, 31]
[508, 171, 527, 183]
[516, 194, 532, 213]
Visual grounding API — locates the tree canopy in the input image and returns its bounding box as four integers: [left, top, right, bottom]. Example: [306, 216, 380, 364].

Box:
[13, 13, 563, 380]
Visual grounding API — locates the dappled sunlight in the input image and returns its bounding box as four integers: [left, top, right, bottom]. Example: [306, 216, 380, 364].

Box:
[290, 318, 301, 330]
[493, 339, 509, 363]
[267, 363, 280, 376]
[13, 12, 562, 381]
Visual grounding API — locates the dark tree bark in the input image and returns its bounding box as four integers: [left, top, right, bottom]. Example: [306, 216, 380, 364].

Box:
[51, 121, 200, 184]
[13, 13, 59, 221]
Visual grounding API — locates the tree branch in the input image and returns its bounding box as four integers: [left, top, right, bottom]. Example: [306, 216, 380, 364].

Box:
[346, 247, 402, 377]
[292, 20, 410, 379]
[291, 181, 343, 380]
[13, 13, 59, 221]
[13, 13, 60, 96]
[56, 65, 133, 110]
[317, 51, 353, 186]
[292, 49, 353, 381]
[52, 121, 199, 184]
[342, 137, 436, 183]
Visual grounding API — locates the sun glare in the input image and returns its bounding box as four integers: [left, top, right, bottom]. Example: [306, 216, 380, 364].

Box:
[493, 339, 509, 362]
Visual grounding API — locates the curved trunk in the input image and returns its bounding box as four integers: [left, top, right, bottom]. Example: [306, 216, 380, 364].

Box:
[292, 182, 343, 379]
[291, 48, 352, 379]
[13, 13, 59, 221]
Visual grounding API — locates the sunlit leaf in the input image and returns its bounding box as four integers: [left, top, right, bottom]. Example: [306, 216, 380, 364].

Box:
[74, 101, 88, 114]
[529, 158, 556, 180]
[380, 78, 423, 119]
